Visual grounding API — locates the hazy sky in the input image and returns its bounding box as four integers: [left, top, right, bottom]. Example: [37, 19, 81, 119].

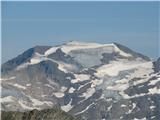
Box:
[2, 1, 159, 63]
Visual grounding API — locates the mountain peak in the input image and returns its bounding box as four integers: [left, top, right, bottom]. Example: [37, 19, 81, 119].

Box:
[2, 41, 150, 74]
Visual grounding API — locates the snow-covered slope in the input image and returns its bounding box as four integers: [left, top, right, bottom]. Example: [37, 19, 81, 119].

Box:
[1, 41, 160, 120]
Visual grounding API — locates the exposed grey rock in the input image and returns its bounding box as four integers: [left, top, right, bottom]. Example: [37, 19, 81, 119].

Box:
[2, 46, 51, 74]
[153, 57, 160, 72]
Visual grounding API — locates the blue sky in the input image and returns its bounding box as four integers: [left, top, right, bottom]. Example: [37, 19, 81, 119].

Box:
[2, 1, 159, 63]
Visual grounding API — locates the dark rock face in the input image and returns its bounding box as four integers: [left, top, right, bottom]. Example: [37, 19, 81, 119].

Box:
[1, 41, 160, 120]
[1, 108, 77, 120]
[48, 49, 73, 63]
[113, 42, 151, 61]
[48, 48, 83, 72]
[153, 57, 160, 72]
[1, 46, 51, 74]
[101, 52, 120, 64]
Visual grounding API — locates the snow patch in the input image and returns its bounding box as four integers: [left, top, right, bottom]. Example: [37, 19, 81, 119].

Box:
[61, 99, 73, 112]
[91, 79, 103, 88]
[52, 92, 64, 98]
[26, 84, 31, 87]
[60, 86, 67, 92]
[149, 77, 160, 86]
[107, 105, 112, 111]
[28, 96, 53, 106]
[68, 87, 76, 93]
[51, 86, 67, 98]
[121, 104, 127, 107]
[133, 118, 146, 120]
[30, 52, 47, 65]
[18, 100, 34, 110]
[16, 53, 47, 70]
[80, 88, 95, 99]
[150, 105, 155, 109]
[0, 96, 15, 103]
[13, 84, 26, 90]
[148, 87, 160, 94]
[0, 76, 16, 81]
[71, 74, 90, 83]
[44, 47, 59, 56]
[52, 86, 67, 98]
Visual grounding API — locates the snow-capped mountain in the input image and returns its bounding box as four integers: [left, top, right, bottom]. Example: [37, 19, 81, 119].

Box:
[1, 41, 160, 120]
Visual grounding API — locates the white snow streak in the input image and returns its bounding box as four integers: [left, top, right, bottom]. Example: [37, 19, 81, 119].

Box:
[75, 102, 94, 115]
[44, 47, 59, 56]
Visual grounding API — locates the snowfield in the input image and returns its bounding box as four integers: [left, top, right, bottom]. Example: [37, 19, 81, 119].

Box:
[95, 61, 153, 77]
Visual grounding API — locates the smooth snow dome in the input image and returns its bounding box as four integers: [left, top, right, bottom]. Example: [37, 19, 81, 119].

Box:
[61, 42, 132, 68]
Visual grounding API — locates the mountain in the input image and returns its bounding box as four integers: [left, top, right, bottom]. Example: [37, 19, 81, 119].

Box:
[1, 41, 160, 120]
